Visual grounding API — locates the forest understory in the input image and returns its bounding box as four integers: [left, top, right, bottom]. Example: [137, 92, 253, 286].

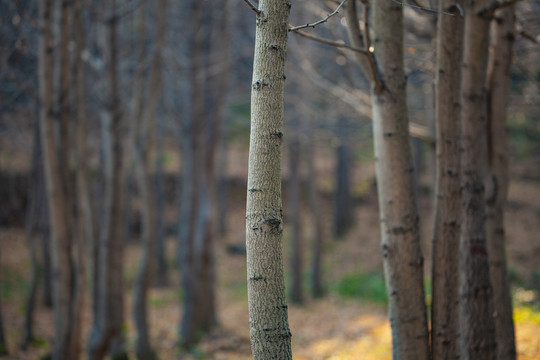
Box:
[1, 147, 539, 360]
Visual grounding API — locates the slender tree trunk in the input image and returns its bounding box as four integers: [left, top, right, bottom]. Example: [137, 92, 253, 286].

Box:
[39, 0, 82, 358]
[178, 0, 221, 347]
[431, 1, 464, 358]
[132, 0, 166, 357]
[41, 220, 53, 308]
[88, 2, 127, 358]
[245, 0, 292, 358]
[0, 257, 8, 356]
[334, 119, 352, 239]
[216, 140, 229, 238]
[307, 143, 324, 298]
[22, 122, 43, 349]
[371, 1, 429, 359]
[70, 0, 90, 357]
[288, 127, 303, 304]
[486, 6, 517, 360]
[458, 1, 497, 358]
[154, 129, 168, 287]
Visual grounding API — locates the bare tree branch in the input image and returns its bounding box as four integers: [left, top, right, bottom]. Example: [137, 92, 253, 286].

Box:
[515, 24, 539, 44]
[344, 0, 383, 93]
[391, 0, 459, 16]
[243, 0, 261, 16]
[289, 0, 347, 31]
[290, 26, 369, 54]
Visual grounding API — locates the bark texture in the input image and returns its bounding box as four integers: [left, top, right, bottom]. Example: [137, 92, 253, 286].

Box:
[371, 1, 429, 359]
[486, 6, 517, 360]
[39, 0, 83, 358]
[245, 0, 292, 358]
[88, 2, 127, 358]
[431, 0, 464, 358]
[458, 0, 497, 358]
[132, 0, 166, 358]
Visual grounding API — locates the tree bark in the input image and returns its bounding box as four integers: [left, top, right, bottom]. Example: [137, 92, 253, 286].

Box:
[87, 2, 127, 358]
[245, 0, 293, 358]
[132, 0, 166, 357]
[431, 0, 464, 358]
[486, 5, 517, 360]
[371, 1, 429, 359]
[39, 0, 82, 358]
[458, 1, 497, 358]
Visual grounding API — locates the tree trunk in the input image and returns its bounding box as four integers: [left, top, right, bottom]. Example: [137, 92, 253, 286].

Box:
[288, 128, 303, 304]
[87, 2, 127, 358]
[39, 0, 82, 358]
[307, 143, 324, 298]
[132, 0, 166, 357]
[154, 131, 168, 287]
[0, 259, 7, 356]
[22, 121, 43, 349]
[431, 1, 464, 358]
[178, 0, 221, 348]
[458, 1, 497, 358]
[486, 5, 517, 360]
[245, 0, 292, 358]
[216, 140, 229, 238]
[334, 118, 353, 238]
[41, 220, 53, 308]
[371, 1, 429, 359]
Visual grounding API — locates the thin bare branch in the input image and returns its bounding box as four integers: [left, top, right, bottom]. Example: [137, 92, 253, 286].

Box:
[360, 1, 383, 93]
[290, 26, 368, 54]
[344, 0, 383, 93]
[243, 0, 261, 16]
[289, 0, 348, 31]
[515, 24, 539, 44]
[391, 0, 458, 16]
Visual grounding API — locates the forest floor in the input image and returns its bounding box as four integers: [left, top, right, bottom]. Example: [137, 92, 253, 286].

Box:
[1, 149, 539, 359]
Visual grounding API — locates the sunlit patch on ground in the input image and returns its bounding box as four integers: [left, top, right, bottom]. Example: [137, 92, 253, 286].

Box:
[515, 306, 540, 360]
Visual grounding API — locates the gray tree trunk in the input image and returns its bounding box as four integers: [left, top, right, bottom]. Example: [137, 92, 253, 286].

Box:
[431, 1, 464, 358]
[458, 1, 497, 358]
[486, 5, 517, 360]
[245, 0, 292, 358]
[371, 1, 429, 358]
[87, 2, 127, 358]
[178, 0, 225, 348]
